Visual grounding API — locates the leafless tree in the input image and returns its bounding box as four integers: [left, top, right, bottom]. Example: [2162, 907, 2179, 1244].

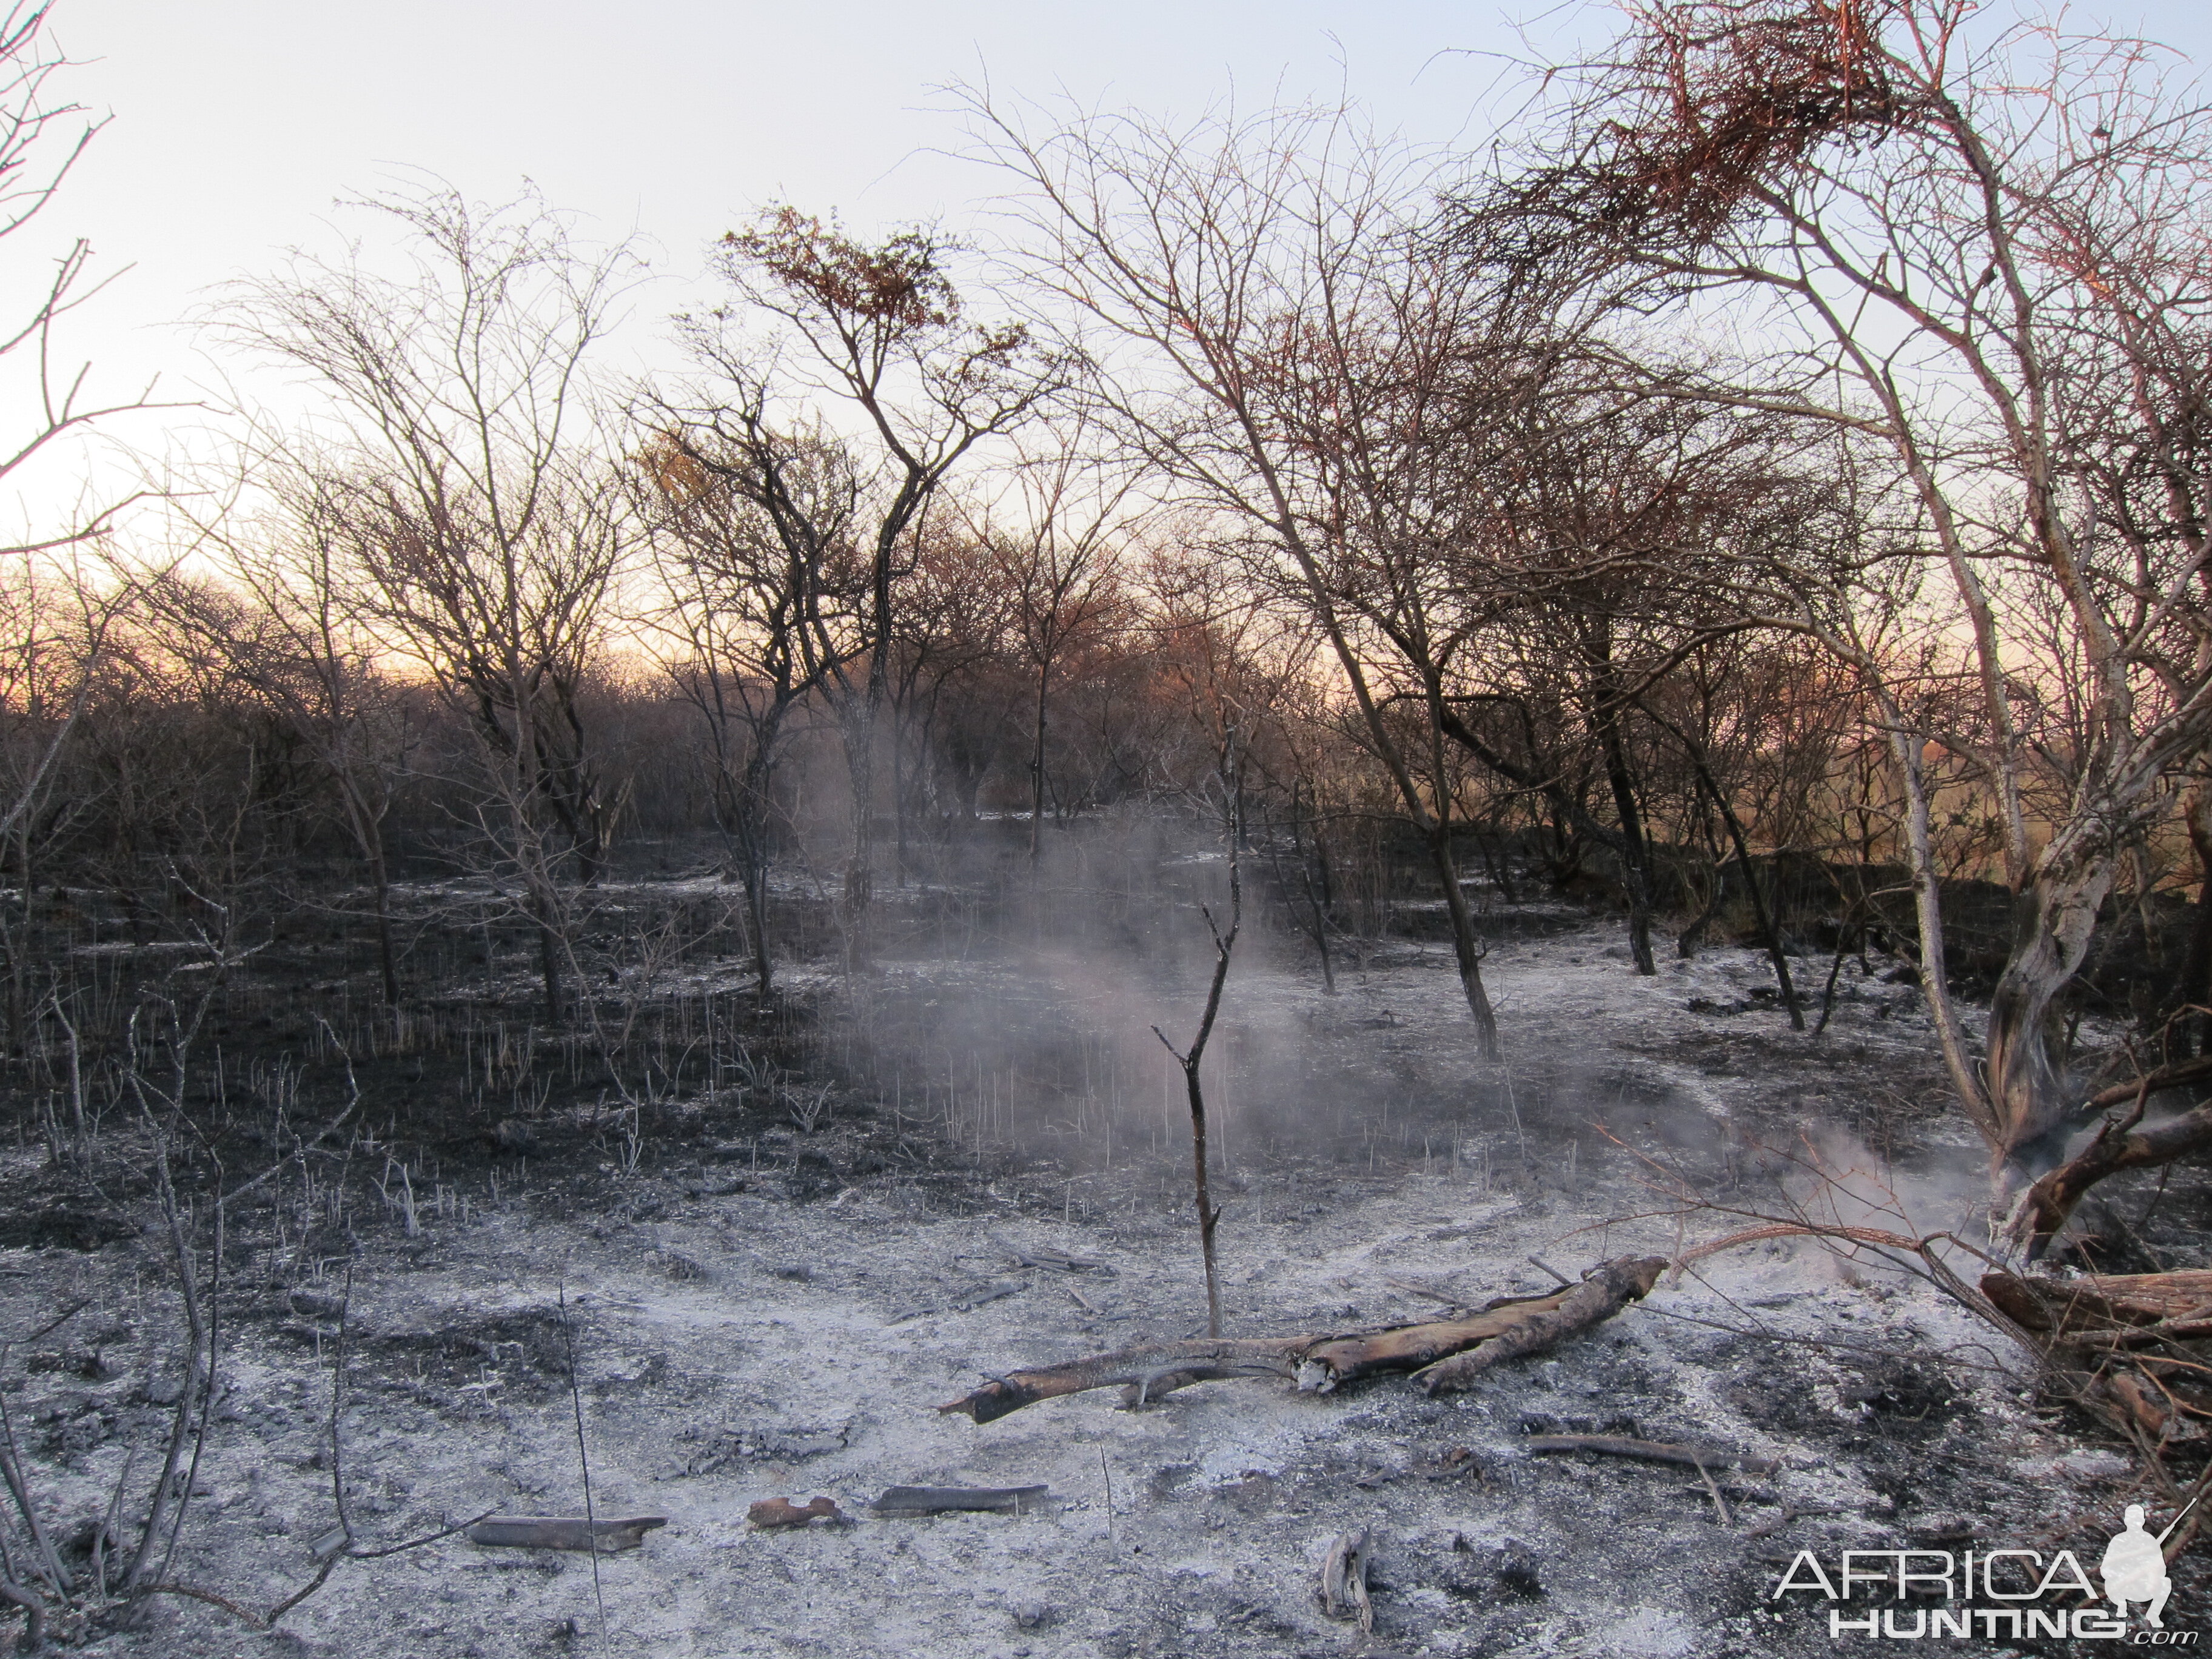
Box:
[0, 2, 158, 552]
[1495, 0, 2212, 1190]
[214, 183, 643, 1023]
[0, 2, 165, 1047]
[134, 472, 418, 1003]
[888, 526, 1023, 842]
[0, 548, 113, 1042]
[967, 97, 1521, 1054]
[1410, 366, 1822, 979]
[962, 426, 1138, 859]
[634, 426, 859, 996]
[1153, 822, 1238, 1339]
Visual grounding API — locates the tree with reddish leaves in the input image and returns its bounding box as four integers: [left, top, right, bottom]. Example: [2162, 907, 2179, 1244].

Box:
[695, 211, 1062, 957]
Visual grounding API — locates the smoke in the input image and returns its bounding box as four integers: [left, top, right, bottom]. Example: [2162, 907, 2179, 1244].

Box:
[1773, 1124, 1996, 1282]
[813, 808, 1520, 1185]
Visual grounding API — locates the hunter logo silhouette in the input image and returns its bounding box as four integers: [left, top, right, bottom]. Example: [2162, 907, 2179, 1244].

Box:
[2103, 1498, 2195, 1629]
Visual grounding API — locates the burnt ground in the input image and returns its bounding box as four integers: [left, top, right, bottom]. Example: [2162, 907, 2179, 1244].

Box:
[2, 852, 2210, 1657]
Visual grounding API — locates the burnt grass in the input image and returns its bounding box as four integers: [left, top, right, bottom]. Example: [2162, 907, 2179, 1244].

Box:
[1, 825, 2210, 1655]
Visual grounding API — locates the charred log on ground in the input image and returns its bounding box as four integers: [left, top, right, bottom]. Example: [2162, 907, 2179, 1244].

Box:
[938, 1255, 1664, 1423]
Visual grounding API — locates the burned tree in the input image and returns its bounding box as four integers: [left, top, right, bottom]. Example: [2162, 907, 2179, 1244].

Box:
[634, 426, 860, 996]
[1151, 817, 1238, 1339]
[968, 98, 1520, 1054]
[136, 480, 418, 1004]
[218, 183, 640, 1024]
[964, 429, 1137, 862]
[1133, 551, 1272, 1330]
[700, 210, 1058, 954]
[1496, 0, 2212, 1188]
[0, 0, 161, 1048]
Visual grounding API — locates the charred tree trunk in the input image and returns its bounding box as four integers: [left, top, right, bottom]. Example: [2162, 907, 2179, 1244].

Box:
[1703, 781, 1802, 1031]
[1153, 798, 1241, 1339]
[1591, 679, 1657, 977]
[1988, 847, 2121, 1174]
[742, 857, 773, 997]
[1030, 665, 1049, 864]
[532, 902, 565, 1028]
[1286, 786, 1336, 995]
[1430, 827, 1501, 1058]
[731, 747, 780, 999]
[1635, 697, 1799, 1023]
[1675, 873, 1723, 959]
[368, 842, 400, 1007]
[2161, 786, 2212, 1061]
[839, 699, 877, 965]
[891, 708, 910, 888]
[842, 520, 902, 959]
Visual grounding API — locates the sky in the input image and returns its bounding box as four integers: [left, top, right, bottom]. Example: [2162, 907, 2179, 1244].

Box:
[12, 0, 2212, 539]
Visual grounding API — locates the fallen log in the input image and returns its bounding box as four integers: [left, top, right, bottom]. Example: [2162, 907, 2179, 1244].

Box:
[1981, 1269, 2212, 1441]
[464, 1515, 667, 1552]
[1523, 1435, 1779, 1475]
[872, 1484, 1048, 1516]
[937, 1255, 1666, 1424]
[1416, 1258, 1666, 1393]
[1982, 1269, 2212, 1335]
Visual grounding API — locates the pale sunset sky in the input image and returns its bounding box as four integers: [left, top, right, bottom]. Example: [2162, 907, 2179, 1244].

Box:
[8, 0, 2210, 537]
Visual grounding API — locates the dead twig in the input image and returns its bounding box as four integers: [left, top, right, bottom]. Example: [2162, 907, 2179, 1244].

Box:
[328, 1265, 355, 1546]
[151, 1504, 506, 1632]
[1527, 1255, 1574, 1288]
[990, 1233, 1111, 1275]
[1384, 1276, 1462, 1307]
[555, 1281, 608, 1644]
[122, 1134, 213, 1605]
[1690, 1449, 1735, 1527]
[133, 1580, 269, 1631]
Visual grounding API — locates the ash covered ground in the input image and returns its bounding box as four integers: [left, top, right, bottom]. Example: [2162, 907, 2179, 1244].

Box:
[0, 851, 2200, 1659]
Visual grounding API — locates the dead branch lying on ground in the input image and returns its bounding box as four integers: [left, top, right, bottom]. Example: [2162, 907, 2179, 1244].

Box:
[1982, 1267, 2212, 1444]
[1523, 1435, 1778, 1474]
[1643, 1145, 2212, 1537]
[989, 1235, 1113, 1275]
[936, 1255, 1665, 1423]
[872, 1486, 1047, 1516]
[138, 1507, 501, 1633]
[463, 1517, 666, 1552]
[1671, 1221, 1953, 1268]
